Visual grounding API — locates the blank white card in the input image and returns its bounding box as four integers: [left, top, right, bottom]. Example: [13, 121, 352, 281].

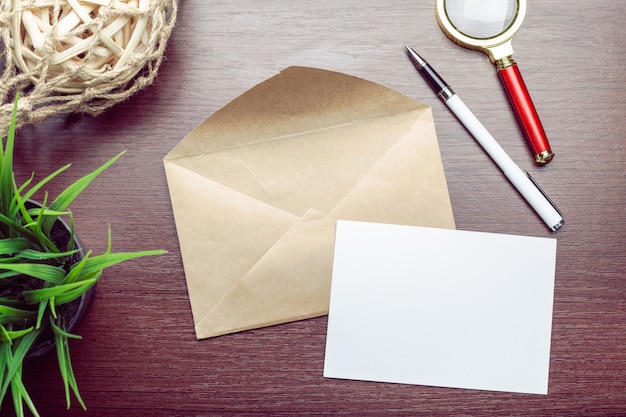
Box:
[324, 221, 557, 395]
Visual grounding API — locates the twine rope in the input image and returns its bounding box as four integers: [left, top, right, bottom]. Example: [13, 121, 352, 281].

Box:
[0, 0, 177, 130]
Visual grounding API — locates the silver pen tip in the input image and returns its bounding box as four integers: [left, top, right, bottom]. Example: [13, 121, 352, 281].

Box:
[404, 45, 427, 67]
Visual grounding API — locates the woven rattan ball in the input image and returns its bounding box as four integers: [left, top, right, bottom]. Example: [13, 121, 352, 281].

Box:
[0, 0, 177, 128]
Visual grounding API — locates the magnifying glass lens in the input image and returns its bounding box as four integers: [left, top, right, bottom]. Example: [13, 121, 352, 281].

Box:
[444, 0, 517, 39]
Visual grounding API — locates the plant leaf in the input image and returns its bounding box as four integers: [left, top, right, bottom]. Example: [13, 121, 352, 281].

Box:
[0, 297, 23, 308]
[0, 263, 66, 284]
[51, 320, 82, 340]
[0, 96, 18, 224]
[53, 321, 86, 410]
[12, 164, 71, 219]
[10, 371, 23, 417]
[43, 151, 127, 235]
[0, 339, 9, 404]
[23, 279, 96, 304]
[16, 248, 80, 261]
[0, 238, 31, 256]
[0, 212, 38, 244]
[10, 364, 40, 417]
[13, 193, 59, 253]
[54, 331, 70, 407]
[49, 296, 57, 319]
[35, 298, 48, 329]
[72, 249, 166, 280]
[0, 306, 36, 325]
[54, 281, 99, 305]
[61, 250, 90, 285]
[0, 325, 34, 342]
[0, 306, 35, 318]
[0, 326, 40, 405]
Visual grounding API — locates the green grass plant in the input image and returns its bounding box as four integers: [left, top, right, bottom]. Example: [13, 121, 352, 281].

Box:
[0, 96, 165, 416]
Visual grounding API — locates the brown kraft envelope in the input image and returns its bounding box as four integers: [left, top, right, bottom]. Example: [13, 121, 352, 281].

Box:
[163, 66, 456, 339]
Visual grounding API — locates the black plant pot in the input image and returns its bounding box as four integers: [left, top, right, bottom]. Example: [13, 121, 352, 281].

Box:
[19, 201, 97, 360]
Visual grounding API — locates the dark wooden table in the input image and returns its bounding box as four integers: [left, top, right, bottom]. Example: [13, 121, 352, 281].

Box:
[8, 0, 625, 415]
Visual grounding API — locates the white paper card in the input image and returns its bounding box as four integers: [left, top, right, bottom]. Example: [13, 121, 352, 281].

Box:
[324, 221, 557, 395]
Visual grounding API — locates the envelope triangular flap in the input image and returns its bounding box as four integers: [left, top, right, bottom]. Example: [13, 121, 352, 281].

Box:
[179, 112, 422, 217]
[164, 66, 428, 160]
[165, 67, 429, 217]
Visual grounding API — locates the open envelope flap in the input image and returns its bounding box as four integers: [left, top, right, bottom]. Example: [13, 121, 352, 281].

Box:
[163, 67, 456, 339]
[166, 111, 424, 217]
[164, 66, 425, 160]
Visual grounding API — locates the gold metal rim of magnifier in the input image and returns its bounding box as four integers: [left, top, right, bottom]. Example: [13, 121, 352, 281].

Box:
[436, 0, 527, 59]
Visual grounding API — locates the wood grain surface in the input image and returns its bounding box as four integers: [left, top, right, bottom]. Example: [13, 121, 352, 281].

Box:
[6, 0, 625, 415]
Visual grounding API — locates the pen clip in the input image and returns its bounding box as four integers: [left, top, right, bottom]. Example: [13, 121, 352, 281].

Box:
[524, 170, 564, 218]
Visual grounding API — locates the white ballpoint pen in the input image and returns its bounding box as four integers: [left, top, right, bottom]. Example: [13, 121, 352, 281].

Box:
[405, 45, 563, 231]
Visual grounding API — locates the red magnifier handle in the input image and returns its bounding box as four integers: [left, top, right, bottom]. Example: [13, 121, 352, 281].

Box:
[498, 63, 554, 164]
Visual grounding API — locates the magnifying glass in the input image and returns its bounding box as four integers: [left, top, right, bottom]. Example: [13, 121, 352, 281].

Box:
[436, 0, 553, 164]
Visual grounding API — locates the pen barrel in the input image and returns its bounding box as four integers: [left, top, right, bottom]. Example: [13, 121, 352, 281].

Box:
[498, 63, 554, 165]
[502, 168, 564, 231]
[445, 95, 563, 231]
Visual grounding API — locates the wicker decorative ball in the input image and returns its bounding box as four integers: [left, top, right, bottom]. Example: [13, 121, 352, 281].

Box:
[0, 0, 177, 128]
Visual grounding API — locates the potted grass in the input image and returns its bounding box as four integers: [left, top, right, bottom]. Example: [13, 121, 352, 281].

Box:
[0, 97, 165, 416]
